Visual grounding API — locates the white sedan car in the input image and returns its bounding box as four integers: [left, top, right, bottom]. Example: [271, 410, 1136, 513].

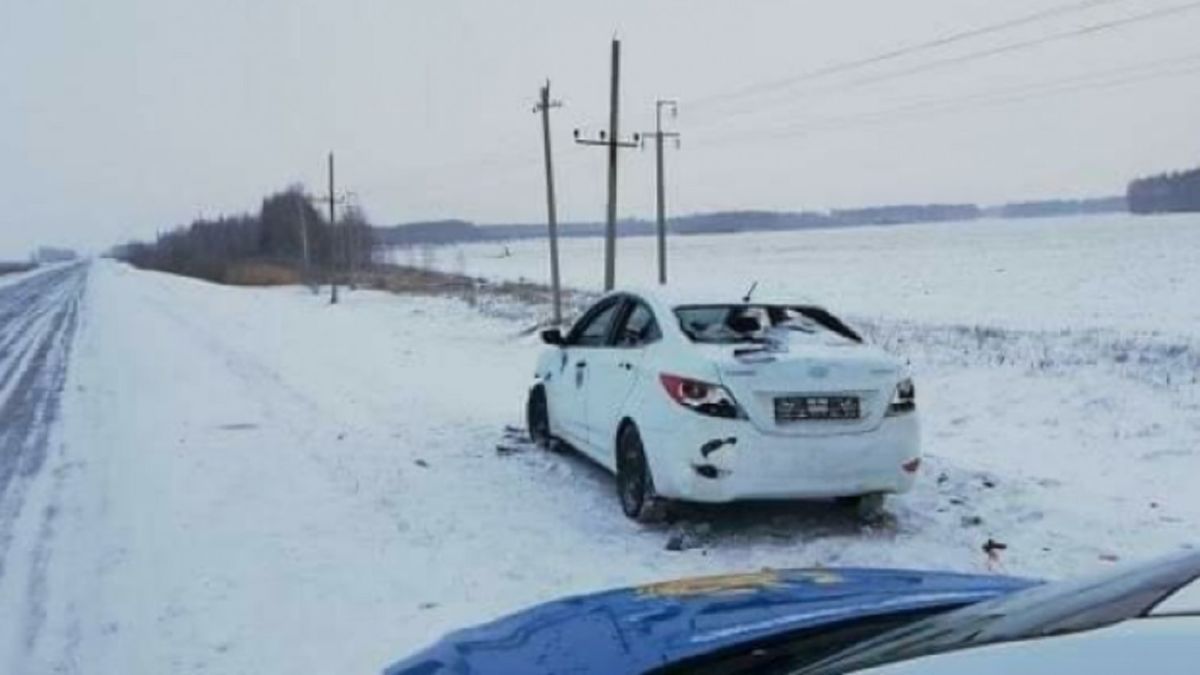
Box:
[525, 288, 920, 521]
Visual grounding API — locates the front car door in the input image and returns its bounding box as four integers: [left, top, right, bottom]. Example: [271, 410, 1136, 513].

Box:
[584, 298, 662, 469]
[553, 297, 625, 453]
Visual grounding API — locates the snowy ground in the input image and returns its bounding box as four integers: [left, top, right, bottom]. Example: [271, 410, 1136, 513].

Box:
[405, 212, 1200, 336]
[1, 213, 1198, 673]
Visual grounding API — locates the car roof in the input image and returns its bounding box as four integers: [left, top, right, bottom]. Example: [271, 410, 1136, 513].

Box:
[612, 285, 825, 311]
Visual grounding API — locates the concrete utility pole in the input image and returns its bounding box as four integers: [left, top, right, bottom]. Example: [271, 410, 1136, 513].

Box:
[534, 80, 564, 325]
[575, 38, 639, 291]
[642, 100, 680, 286]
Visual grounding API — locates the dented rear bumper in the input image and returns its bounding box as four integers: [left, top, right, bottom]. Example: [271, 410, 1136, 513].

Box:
[640, 413, 920, 503]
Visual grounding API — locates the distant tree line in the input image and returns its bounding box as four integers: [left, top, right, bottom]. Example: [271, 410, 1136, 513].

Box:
[34, 246, 79, 263]
[376, 197, 1129, 247]
[115, 186, 375, 284]
[982, 196, 1127, 219]
[1128, 167, 1200, 214]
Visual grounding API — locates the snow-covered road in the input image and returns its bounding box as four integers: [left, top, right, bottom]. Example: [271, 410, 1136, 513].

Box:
[0, 263, 86, 671]
[0, 258, 1196, 674]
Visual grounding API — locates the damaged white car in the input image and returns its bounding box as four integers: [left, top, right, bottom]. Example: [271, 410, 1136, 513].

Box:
[526, 289, 921, 522]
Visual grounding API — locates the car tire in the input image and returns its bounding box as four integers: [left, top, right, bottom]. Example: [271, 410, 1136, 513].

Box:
[526, 386, 554, 451]
[616, 424, 667, 524]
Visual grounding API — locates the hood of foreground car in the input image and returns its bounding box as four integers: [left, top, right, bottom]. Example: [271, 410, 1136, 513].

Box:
[383, 568, 1038, 675]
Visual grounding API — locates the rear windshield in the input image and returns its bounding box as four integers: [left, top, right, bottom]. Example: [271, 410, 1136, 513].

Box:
[674, 305, 863, 345]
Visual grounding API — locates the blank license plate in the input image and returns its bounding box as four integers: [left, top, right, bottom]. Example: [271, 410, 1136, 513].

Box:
[775, 395, 860, 422]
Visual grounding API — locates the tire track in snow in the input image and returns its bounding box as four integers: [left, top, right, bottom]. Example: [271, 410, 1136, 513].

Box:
[0, 263, 86, 661]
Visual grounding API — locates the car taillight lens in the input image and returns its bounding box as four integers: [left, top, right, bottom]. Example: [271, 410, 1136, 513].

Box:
[659, 373, 744, 419]
[887, 378, 916, 416]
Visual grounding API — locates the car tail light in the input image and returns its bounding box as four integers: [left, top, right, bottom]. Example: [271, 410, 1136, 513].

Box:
[886, 378, 916, 416]
[659, 373, 744, 419]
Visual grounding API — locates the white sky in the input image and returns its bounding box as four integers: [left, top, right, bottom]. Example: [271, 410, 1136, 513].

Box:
[2, 0, 1199, 257]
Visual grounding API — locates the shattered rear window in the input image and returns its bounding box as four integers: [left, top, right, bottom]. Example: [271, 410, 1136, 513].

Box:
[674, 305, 863, 345]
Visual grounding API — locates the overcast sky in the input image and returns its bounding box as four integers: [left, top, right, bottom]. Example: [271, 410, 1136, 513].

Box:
[2, 0, 1199, 257]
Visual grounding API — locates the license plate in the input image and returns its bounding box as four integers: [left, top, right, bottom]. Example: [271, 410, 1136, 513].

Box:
[775, 395, 860, 422]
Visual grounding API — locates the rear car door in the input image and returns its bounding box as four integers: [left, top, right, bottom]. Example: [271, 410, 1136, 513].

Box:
[584, 299, 661, 466]
[555, 297, 624, 451]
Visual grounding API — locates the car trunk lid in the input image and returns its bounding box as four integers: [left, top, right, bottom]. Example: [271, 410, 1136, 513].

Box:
[703, 339, 901, 437]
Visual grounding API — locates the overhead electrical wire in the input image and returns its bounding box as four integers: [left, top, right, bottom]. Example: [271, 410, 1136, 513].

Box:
[688, 0, 1137, 112]
[690, 52, 1200, 150]
[375, 0, 1200, 206]
[690, 0, 1200, 130]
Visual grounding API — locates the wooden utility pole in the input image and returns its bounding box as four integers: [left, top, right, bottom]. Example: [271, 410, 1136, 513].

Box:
[575, 39, 638, 291]
[534, 80, 564, 325]
[328, 152, 339, 304]
[306, 174, 346, 301]
[643, 100, 680, 285]
[313, 153, 349, 304]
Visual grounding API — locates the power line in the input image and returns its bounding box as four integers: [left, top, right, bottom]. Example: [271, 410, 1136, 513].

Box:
[363, 2, 1198, 216]
[692, 52, 1200, 150]
[689, 0, 1135, 112]
[691, 0, 1200, 132]
[833, 2, 1200, 90]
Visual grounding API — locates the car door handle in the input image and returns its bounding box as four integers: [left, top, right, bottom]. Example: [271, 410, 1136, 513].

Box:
[575, 361, 587, 368]
[619, 362, 633, 371]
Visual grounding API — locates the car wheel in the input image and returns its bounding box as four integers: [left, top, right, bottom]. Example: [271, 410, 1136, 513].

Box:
[616, 424, 667, 523]
[526, 386, 553, 450]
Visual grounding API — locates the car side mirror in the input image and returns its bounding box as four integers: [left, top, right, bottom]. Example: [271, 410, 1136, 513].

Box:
[541, 328, 565, 346]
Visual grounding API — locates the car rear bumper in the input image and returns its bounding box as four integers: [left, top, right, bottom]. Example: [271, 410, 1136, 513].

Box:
[639, 413, 920, 503]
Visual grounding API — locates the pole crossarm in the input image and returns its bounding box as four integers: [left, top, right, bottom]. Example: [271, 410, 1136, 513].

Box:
[574, 137, 640, 148]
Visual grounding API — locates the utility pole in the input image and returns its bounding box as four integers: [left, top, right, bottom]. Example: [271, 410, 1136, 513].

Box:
[534, 80, 564, 325]
[642, 100, 680, 285]
[328, 152, 338, 304]
[315, 152, 348, 305]
[575, 38, 638, 291]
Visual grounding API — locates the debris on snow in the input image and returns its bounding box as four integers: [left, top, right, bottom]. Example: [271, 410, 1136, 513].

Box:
[665, 522, 713, 552]
[982, 538, 1008, 563]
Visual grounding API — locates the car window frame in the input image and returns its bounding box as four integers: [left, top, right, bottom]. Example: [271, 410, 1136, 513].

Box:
[612, 298, 661, 349]
[673, 303, 863, 344]
[565, 296, 628, 348]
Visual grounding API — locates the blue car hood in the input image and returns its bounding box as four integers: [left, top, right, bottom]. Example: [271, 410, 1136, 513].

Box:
[384, 568, 1037, 675]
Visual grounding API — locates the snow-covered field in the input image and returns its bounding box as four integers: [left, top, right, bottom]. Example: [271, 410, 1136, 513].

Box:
[2, 213, 1198, 673]
[408, 213, 1200, 336]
